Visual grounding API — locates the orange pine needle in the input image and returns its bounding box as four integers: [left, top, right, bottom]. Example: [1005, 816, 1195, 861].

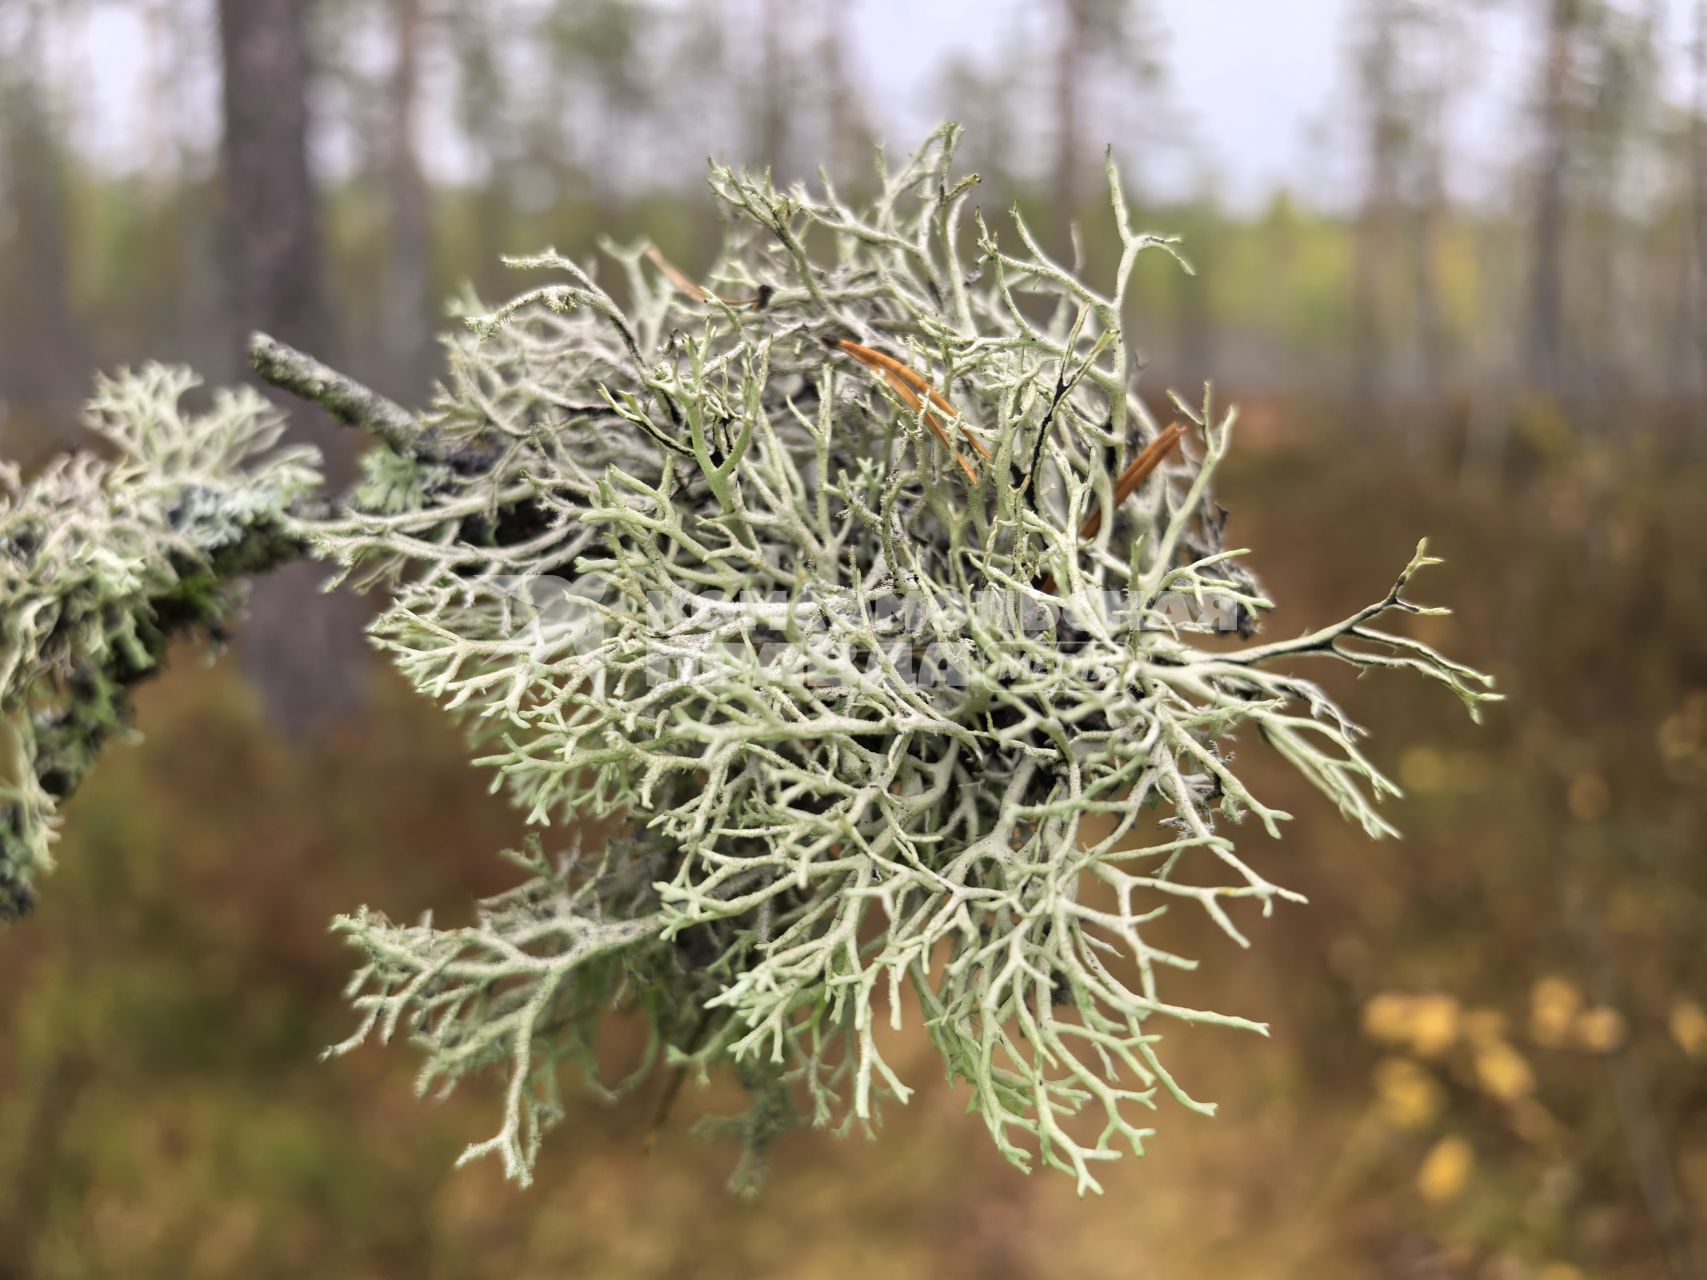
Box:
[1077, 422, 1186, 541]
[885, 375, 980, 484]
[825, 338, 990, 479]
[645, 246, 770, 309]
[645, 245, 710, 302]
[1039, 421, 1188, 594]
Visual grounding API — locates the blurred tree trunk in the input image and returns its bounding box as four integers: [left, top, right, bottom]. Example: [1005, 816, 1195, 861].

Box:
[451, 5, 512, 295]
[139, 0, 225, 372]
[1051, 2, 1165, 248]
[1694, 0, 1707, 395]
[1174, 231, 1213, 394]
[1526, 0, 1575, 400]
[757, 0, 792, 176]
[1408, 154, 1448, 409]
[382, 0, 435, 402]
[529, 5, 580, 216]
[1054, 0, 1089, 234]
[142, 0, 177, 179]
[1408, 9, 1454, 417]
[1575, 3, 1658, 403]
[1351, 0, 1402, 419]
[219, 0, 369, 739]
[1407, 21, 1456, 459]
[819, 0, 872, 181]
[219, 0, 329, 377]
[0, 3, 86, 433]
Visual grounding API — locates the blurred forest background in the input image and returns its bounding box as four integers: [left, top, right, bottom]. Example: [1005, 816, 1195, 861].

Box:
[1, 1, 1704, 1277]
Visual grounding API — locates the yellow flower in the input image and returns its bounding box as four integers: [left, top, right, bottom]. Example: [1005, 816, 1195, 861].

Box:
[1657, 692, 1707, 780]
[1538, 1265, 1584, 1280]
[1416, 1134, 1474, 1205]
[1361, 991, 1460, 1057]
[1574, 1006, 1627, 1054]
[1363, 992, 1415, 1045]
[1658, 711, 1696, 762]
[1530, 976, 1581, 1048]
[1407, 994, 1461, 1058]
[1669, 998, 1707, 1058]
[1374, 1057, 1445, 1130]
[1473, 1041, 1535, 1102]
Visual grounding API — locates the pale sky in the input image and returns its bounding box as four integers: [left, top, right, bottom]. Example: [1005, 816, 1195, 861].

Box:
[852, 0, 1697, 211]
[55, 0, 1706, 215]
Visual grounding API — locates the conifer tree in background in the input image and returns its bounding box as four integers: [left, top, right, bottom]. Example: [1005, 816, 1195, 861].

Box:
[0, 1, 86, 432]
[379, 0, 436, 405]
[218, 0, 371, 736]
[1696, 0, 1707, 392]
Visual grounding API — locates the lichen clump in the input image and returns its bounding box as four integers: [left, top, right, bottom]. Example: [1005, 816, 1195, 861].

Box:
[1, 370, 316, 918]
[0, 127, 1497, 1194]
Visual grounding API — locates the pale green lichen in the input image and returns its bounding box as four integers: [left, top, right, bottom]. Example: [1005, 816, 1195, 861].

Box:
[317, 127, 1498, 1192]
[0, 366, 317, 918]
[1, 127, 1498, 1194]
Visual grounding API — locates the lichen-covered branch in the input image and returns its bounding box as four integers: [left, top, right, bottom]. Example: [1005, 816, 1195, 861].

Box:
[0, 367, 319, 918]
[248, 331, 420, 453]
[0, 126, 1499, 1194]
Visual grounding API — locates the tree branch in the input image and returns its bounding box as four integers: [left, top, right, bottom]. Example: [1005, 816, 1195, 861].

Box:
[249, 331, 419, 452]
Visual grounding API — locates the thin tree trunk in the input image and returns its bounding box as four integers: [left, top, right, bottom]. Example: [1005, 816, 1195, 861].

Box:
[1352, 0, 1401, 419]
[383, 0, 435, 402]
[1054, 0, 1088, 236]
[758, 0, 790, 177]
[0, 3, 86, 430]
[449, 7, 510, 295]
[1409, 106, 1451, 455]
[1577, 3, 1649, 405]
[1527, 0, 1574, 399]
[138, 0, 220, 367]
[1694, 0, 1707, 395]
[219, 0, 329, 378]
[1175, 214, 1213, 394]
[820, 0, 871, 181]
[1410, 21, 1452, 406]
[219, 0, 368, 739]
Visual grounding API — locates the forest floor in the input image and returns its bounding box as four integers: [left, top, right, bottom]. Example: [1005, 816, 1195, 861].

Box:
[1, 406, 1703, 1280]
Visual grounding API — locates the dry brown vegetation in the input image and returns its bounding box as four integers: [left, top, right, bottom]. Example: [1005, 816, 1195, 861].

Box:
[2, 408, 1701, 1279]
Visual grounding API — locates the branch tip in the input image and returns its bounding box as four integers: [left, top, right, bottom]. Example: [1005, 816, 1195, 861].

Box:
[248, 331, 419, 454]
